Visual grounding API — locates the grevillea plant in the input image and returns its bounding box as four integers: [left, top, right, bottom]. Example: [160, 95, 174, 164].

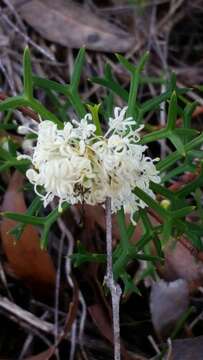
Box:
[1, 47, 203, 359]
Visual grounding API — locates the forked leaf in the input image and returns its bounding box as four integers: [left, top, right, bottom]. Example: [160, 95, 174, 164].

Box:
[115, 53, 135, 73]
[121, 272, 141, 296]
[168, 132, 185, 155]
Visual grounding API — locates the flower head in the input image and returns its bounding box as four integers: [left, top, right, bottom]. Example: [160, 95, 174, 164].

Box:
[20, 107, 160, 221]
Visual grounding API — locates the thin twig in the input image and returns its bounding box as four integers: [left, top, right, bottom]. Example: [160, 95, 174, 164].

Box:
[0, 295, 54, 334]
[0, 261, 13, 301]
[18, 311, 50, 360]
[54, 233, 65, 344]
[165, 338, 173, 360]
[56, 216, 80, 360]
[148, 334, 161, 355]
[78, 291, 87, 345]
[70, 320, 77, 360]
[0, 12, 55, 61]
[104, 197, 122, 360]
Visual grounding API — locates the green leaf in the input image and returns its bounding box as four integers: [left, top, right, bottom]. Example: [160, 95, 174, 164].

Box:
[40, 202, 70, 249]
[115, 53, 136, 73]
[169, 72, 177, 91]
[162, 218, 173, 244]
[157, 150, 181, 172]
[0, 96, 29, 112]
[174, 128, 199, 137]
[23, 47, 33, 99]
[141, 89, 171, 114]
[185, 130, 203, 151]
[150, 182, 176, 200]
[153, 234, 164, 259]
[0, 159, 30, 173]
[140, 211, 163, 258]
[140, 210, 152, 233]
[33, 76, 68, 95]
[68, 88, 86, 117]
[134, 187, 168, 218]
[168, 132, 185, 155]
[135, 253, 163, 262]
[86, 103, 102, 135]
[28, 98, 63, 128]
[162, 163, 196, 182]
[126, 52, 149, 117]
[8, 138, 17, 157]
[170, 307, 195, 339]
[166, 91, 177, 130]
[172, 206, 195, 218]
[71, 252, 105, 267]
[177, 170, 203, 198]
[71, 242, 105, 267]
[157, 128, 203, 171]
[183, 101, 197, 128]
[103, 64, 114, 117]
[0, 146, 14, 160]
[90, 76, 128, 101]
[135, 231, 161, 252]
[46, 89, 70, 122]
[188, 150, 203, 159]
[120, 272, 141, 296]
[117, 207, 129, 251]
[182, 102, 197, 143]
[0, 123, 17, 131]
[140, 75, 164, 85]
[10, 196, 42, 240]
[2, 212, 45, 225]
[141, 128, 167, 144]
[70, 47, 86, 91]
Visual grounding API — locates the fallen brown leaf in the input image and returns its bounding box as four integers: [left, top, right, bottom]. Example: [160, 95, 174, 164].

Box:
[0, 171, 56, 298]
[166, 336, 203, 360]
[150, 279, 189, 339]
[158, 240, 203, 292]
[12, 0, 134, 52]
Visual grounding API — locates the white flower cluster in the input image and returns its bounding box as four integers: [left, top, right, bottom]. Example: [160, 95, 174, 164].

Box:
[21, 107, 160, 222]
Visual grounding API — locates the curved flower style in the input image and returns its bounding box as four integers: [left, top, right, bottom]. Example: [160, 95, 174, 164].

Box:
[19, 107, 160, 222]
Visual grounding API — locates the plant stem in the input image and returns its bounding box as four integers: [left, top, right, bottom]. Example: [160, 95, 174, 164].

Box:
[105, 197, 122, 360]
